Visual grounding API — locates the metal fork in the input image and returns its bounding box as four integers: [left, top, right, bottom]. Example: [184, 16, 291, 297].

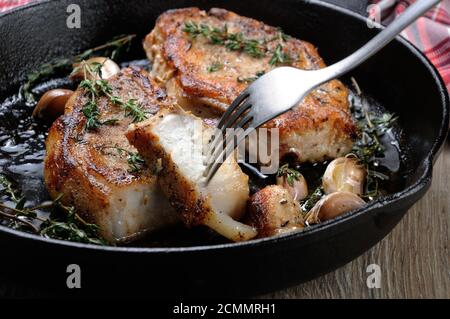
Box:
[204, 0, 441, 182]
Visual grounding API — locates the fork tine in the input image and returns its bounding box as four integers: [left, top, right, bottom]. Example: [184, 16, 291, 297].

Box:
[204, 114, 254, 180]
[220, 100, 252, 132]
[204, 100, 252, 163]
[204, 121, 255, 183]
[203, 92, 249, 164]
[216, 90, 249, 129]
[205, 114, 253, 174]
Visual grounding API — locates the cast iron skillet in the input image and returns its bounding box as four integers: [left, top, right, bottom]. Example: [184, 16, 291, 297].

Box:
[0, 0, 448, 298]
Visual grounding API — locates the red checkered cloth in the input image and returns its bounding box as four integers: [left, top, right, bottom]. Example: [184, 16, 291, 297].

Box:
[2, 0, 450, 92]
[370, 0, 450, 92]
[0, 0, 34, 12]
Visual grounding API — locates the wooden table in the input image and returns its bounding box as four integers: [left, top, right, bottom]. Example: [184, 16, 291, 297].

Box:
[264, 142, 450, 299]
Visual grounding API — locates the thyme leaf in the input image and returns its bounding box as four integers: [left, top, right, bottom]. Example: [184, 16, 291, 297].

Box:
[122, 99, 148, 123]
[277, 164, 302, 187]
[237, 70, 265, 84]
[207, 61, 223, 73]
[127, 152, 146, 173]
[183, 21, 266, 58]
[79, 61, 147, 130]
[100, 146, 145, 173]
[0, 174, 22, 203]
[350, 82, 397, 199]
[300, 186, 324, 213]
[82, 100, 101, 130]
[269, 44, 292, 66]
[183, 21, 295, 69]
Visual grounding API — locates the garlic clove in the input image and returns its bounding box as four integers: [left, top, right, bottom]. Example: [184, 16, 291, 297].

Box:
[322, 156, 366, 195]
[70, 57, 120, 81]
[306, 191, 365, 224]
[32, 89, 74, 121]
[276, 173, 308, 201]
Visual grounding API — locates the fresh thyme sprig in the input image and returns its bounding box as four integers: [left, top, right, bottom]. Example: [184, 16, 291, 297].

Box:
[79, 61, 147, 130]
[269, 44, 292, 66]
[127, 152, 146, 173]
[0, 174, 106, 245]
[277, 164, 302, 187]
[21, 34, 136, 105]
[183, 21, 294, 69]
[352, 110, 397, 165]
[183, 21, 266, 58]
[110, 97, 148, 123]
[39, 196, 106, 245]
[79, 62, 115, 130]
[0, 174, 35, 231]
[207, 61, 223, 73]
[100, 146, 145, 173]
[351, 80, 397, 199]
[237, 70, 266, 84]
[300, 186, 325, 214]
[0, 174, 22, 203]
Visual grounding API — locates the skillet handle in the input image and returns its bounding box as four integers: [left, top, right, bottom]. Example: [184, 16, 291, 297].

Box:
[316, 0, 442, 84]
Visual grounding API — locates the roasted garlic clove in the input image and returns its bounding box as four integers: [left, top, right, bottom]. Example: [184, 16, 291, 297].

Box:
[276, 173, 308, 201]
[70, 57, 120, 81]
[32, 89, 74, 121]
[305, 191, 365, 224]
[322, 156, 366, 195]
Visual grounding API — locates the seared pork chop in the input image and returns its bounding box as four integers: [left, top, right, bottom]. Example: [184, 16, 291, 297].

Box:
[145, 7, 357, 162]
[127, 107, 257, 242]
[44, 67, 178, 243]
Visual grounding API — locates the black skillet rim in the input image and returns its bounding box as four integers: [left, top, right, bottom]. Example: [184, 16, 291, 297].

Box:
[0, 0, 449, 253]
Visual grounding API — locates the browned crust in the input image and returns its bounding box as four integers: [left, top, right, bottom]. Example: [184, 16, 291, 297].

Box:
[44, 67, 170, 227]
[264, 96, 358, 158]
[146, 7, 330, 106]
[246, 185, 304, 237]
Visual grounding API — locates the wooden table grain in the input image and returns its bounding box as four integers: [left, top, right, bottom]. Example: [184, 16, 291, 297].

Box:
[264, 142, 450, 299]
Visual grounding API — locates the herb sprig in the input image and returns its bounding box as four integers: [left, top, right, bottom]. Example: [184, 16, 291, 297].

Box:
[21, 34, 136, 105]
[100, 146, 145, 173]
[277, 164, 302, 187]
[237, 71, 265, 84]
[300, 186, 324, 214]
[269, 44, 292, 66]
[207, 61, 223, 73]
[183, 21, 266, 58]
[351, 80, 397, 199]
[0, 174, 106, 245]
[183, 21, 292, 65]
[79, 61, 147, 131]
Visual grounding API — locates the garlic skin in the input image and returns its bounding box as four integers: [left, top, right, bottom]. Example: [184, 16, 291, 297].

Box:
[276, 173, 308, 201]
[322, 156, 366, 195]
[32, 89, 74, 121]
[305, 191, 366, 224]
[70, 57, 120, 81]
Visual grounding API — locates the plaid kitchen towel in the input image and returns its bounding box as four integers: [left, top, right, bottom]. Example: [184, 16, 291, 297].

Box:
[370, 0, 450, 92]
[2, 0, 450, 92]
[0, 0, 34, 12]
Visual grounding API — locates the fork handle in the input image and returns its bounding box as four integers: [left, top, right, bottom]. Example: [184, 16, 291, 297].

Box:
[316, 0, 441, 84]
